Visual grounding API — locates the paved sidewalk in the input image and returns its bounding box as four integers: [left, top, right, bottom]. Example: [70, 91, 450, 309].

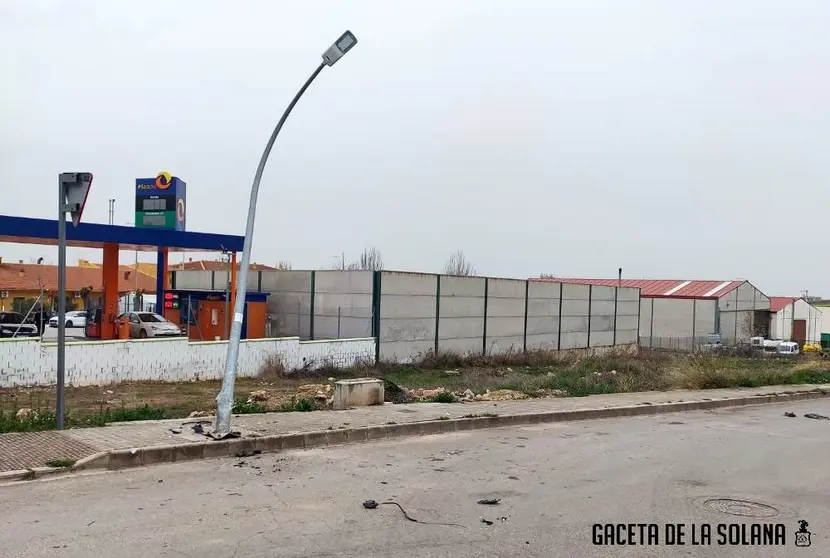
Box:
[1, 384, 828, 473]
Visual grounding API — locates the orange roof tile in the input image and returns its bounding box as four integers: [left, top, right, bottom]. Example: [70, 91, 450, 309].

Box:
[168, 260, 277, 272]
[0, 263, 156, 293]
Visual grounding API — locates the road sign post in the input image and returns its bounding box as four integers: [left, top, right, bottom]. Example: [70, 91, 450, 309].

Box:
[56, 172, 92, 429]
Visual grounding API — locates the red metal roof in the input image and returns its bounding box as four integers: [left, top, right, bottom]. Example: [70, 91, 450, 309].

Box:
[768, 296, 797, 313]
[532, 277, 745, 299]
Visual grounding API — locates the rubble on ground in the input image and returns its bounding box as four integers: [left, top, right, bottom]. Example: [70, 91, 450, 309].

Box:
[401, 386, 530, 402]
[410, 387, 447, 399]
[479, 389, 528, 401]
[383, 379, 413, 403]
[246, 383, 334, 409]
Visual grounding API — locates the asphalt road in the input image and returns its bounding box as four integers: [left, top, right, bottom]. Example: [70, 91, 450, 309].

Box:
[2, 400, 828, 557]
[41, 326, 87, 341]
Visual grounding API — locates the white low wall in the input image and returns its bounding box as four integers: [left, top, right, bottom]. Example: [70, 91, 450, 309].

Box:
[0, 336, 376, 388]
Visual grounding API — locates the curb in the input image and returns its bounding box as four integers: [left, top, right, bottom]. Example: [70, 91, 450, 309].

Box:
[2, 389, 827, 481]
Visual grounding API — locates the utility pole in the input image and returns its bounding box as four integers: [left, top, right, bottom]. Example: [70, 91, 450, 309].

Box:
[57, 172, 93, 429]
[212, 31, 359, 438]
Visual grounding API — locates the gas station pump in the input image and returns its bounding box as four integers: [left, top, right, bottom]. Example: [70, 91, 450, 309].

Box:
[85, 307, 102, 339]
[84, 295, 127, 339]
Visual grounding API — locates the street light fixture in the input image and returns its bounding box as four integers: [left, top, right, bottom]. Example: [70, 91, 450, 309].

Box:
[211, 30, 359, 438]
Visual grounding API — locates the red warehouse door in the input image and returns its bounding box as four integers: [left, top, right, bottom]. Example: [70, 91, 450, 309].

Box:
[792, 320, 807, 346]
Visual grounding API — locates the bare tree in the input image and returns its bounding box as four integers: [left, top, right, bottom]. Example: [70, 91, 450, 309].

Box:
[347, 247, 384, 271]
[276, 260, 292, 270]
[443, 250, 476, 276]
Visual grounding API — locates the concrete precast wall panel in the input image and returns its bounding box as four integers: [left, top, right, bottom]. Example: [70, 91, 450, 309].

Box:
[589, 285, 615, 348]
[614, 287, 640, 345]
[525, 281, 561, 349]
[560, 283, 590, 349]
[312, 270, 374, 340]
[260, 271, 313, 339]
[172, 270, 213, 290]
[379, 272, 436, 361]
[214, 271, 229, 291]
[486, 278, 527, 353]
[438, 275, 486, 355]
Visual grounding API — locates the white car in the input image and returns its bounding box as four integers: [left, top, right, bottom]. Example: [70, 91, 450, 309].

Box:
[121, 312, 183, 339]
[49, 310, 88, 328]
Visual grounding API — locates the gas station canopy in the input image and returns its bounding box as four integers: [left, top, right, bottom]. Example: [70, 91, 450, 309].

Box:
[0, 215, 244, 252]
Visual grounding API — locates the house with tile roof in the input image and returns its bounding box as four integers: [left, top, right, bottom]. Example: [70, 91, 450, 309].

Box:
[168, 259, 277, 272]
[768, 296, 822, 345]
[533, 277, 771, 350]
[0, 261, 155, 312]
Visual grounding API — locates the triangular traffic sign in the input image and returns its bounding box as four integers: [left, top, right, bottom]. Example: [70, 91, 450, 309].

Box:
[59, 172, 93, 227]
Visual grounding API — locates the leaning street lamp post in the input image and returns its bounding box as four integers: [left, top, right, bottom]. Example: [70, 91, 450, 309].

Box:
[212, 31, 358, 438]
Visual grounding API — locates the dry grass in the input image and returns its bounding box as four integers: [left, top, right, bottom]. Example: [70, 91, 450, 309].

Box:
[378, 349, 830, 397]
[1, 349, 828, 433]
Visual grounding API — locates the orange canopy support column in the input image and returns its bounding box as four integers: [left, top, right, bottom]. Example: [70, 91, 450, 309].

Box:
[229, 252, 238, 338]
[156, 247, 169, 318]
[101, 242, 120, 340]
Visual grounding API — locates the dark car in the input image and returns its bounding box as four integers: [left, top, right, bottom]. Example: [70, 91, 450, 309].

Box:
[0, 312, 39, 338]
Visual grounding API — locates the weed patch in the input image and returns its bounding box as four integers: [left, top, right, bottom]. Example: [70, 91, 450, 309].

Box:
[277, 397, 316, 413]
[232, 398, 268, 414]
[428, 392, 457, 403]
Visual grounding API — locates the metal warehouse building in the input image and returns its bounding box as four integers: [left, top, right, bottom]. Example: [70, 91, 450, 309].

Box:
[546, 278, 771, 350]
[768, 297, 823, 345]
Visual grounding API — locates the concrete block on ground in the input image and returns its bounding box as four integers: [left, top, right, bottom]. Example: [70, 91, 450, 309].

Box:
[332, 378, 385, 410]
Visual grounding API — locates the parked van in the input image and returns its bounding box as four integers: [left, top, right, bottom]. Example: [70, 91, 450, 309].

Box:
[778, 342, 799, 356]
[762, 340, 781, 355]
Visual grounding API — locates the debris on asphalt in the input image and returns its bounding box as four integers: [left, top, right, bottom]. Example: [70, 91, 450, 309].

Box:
[234, 461, 247, 468]
[192, 424, 204, 434]
[362, 499, 465, 527]
[477, 498, 501, 505]
[157, 479, 163, 483]
[784, 412, 796, 417]
[497, 516, 507, 522]
[480, 518, 494, 525]
[169, 428, 182, 434]
[804, 413, 829, 420]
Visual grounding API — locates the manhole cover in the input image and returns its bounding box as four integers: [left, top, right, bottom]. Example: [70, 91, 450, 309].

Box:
[703, 498, 779, 518]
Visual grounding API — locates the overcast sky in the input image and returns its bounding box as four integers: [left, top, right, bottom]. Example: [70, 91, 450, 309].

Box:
[1, 1, 828, 296]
